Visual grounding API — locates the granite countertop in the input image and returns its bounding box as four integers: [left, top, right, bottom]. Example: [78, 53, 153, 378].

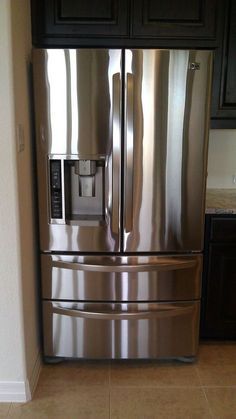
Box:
[206, 189, 236, 214]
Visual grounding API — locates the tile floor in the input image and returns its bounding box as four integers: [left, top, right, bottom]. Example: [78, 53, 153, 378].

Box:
[1, 342, 236, 418]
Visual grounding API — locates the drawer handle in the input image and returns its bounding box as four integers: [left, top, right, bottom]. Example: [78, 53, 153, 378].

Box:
[52, 259, 196, 273]
[53, 304, 193, 320]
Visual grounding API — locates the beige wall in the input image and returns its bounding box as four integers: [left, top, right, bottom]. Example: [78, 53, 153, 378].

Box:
[0, 0, 26, 383]
[11, 0, 40, 385]
[207, 129, 236, 188]
[0, 0, 40, 401]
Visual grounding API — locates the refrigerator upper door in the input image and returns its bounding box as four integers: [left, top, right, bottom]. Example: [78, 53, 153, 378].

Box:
[33, 49, 122, 252]
[123, 49, 212, 252]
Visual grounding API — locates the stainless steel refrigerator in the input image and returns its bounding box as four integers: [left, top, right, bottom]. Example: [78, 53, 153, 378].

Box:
[33, 48, 212, 360]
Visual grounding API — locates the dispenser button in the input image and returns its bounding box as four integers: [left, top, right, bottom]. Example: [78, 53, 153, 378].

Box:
[51, 160, 61, 190]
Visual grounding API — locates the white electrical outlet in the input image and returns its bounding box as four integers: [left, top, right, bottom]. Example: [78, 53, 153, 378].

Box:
[16, 124, 25, 152]
[232, 174, 236, 185]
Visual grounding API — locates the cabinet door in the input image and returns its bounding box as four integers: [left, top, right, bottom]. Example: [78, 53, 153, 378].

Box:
[131, 0, 218, 47]
[202, 244, 236, 338]
[211, 0, 236, 128]
[31, 0, 129, 46]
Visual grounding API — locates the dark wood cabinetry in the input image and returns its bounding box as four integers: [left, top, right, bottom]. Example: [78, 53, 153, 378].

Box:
[31, 0, 219, 48]
[31, 0, 129, 45]
[132, 0, 218, 45]
[201, 215, 236, 339]
[211, 0, 236, 128]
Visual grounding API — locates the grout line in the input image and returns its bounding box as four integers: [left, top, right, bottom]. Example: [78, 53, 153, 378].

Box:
[109, 362, 111, 419]
[202, 387, 215, 419]
[108, 384, 203, 389]
[202, 384, 236, 390]
[195, 361, 217, 419]
[195, 365, 220, 419]
[108, 383, 236, 389]
[7, 402, 12, 417]
[109, 361, 111, 387]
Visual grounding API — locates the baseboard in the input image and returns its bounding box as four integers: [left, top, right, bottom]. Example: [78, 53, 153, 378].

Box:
[0, 351, 42, 402]
[0, 381, 30, 402]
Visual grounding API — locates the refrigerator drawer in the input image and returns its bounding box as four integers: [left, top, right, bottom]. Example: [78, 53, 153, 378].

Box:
[41, 254, 202, 301]
[43, 301, 200, 359]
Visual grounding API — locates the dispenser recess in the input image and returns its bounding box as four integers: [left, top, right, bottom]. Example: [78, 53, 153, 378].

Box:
[64, 158, 105, 226]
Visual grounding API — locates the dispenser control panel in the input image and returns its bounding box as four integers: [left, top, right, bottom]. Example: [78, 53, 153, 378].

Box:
[50, 160, 62, 219]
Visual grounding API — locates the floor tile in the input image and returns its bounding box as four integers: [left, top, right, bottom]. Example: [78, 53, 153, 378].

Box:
[38, 361, 110, 388]
[9, 386, 109, 419]
[0, 403, 11, 418]
[110, 387, 212, 419]
[198, 342, 236, 366]
[205, 387, 236, 418]
[110, 361, 201, 387]
[196, 364, 236, 387]
[196, 343, 236, 386]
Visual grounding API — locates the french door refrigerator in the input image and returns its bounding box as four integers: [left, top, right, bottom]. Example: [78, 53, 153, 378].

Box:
[33, 48, 212, 360]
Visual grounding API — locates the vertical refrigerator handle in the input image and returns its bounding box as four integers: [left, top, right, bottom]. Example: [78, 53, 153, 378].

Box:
[125, 73, 134, 233]
[112, 73, 121, 235]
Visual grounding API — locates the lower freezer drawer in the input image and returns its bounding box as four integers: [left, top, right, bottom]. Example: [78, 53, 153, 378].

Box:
[43, 301, 200, 359]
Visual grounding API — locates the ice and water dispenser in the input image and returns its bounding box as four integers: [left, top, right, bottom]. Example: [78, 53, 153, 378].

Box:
[75, 160, 96, 197]
[44, 49, 115, 229]
[50, 158, 105, 225]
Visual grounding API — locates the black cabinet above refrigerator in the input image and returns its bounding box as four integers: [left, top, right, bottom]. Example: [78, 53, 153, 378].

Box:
[31, 0, 219, 48]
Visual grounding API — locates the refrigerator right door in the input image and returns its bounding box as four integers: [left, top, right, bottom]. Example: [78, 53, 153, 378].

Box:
[123, 49, 212, 253]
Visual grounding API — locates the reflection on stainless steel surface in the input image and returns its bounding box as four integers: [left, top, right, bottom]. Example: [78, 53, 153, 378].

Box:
[112, 73, 121, 235]
[43, 301, 200, 359]
[41, 254, 202, 301]
[124, 72, 134, 233]
[33, 48, 212, 360]
[33, 49, 122, 252]
[33, 48, 212, 253]
[43, 49, 120, 156]
[124, 50, 212, 252]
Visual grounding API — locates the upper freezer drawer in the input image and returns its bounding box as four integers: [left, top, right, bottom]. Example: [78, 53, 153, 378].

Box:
[41, 254, 202, 301]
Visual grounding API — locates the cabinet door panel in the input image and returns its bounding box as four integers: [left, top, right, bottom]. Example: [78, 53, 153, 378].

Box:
[210, 217, 236, 243]
[225, 3, 236, 105]
[132, 0, 218, 43]
[60, 0, 114, 20]
[211, 0, 236, 128]
[203, 244, 236, 338]
[31, 0, 129, 44]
